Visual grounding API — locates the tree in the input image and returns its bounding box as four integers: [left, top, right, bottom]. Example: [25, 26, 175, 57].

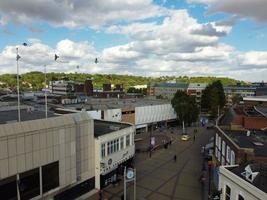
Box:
[201, 80, 226, 117]
[171, 90, 199, 126]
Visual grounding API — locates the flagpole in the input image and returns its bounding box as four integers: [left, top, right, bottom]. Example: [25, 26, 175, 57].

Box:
[44, 64, 48, 119]
[16, 47, 21, 122]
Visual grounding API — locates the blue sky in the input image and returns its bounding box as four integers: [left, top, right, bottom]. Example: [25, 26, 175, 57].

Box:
[0, 0, 267, 81]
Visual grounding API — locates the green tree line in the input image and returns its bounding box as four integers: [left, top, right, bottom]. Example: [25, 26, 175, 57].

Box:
[0, 71, 243, 91]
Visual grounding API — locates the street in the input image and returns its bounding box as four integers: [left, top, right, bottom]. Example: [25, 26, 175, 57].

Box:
[88, 126, 215, 200]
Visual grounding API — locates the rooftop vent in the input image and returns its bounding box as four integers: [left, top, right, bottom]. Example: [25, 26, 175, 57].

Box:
[246, 130, 250, 137]
[241, 165, 259, 183]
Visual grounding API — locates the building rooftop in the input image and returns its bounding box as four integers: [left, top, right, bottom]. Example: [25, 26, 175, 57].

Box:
[226, 163, 267, 194]
[223, 130, 267, 157]
[188, 83, 208, 89]
[0, 105, 56, 124]
[94, 120, 132, 137]
[255, 106, 267, 118]
[243, 96, 267, 102]
[151, 82, 189, 89]
[60, 98, 171, 111]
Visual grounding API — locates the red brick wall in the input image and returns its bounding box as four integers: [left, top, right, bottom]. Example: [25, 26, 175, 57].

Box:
[244, 116, 267, 129]
[232, 115, 243, 125]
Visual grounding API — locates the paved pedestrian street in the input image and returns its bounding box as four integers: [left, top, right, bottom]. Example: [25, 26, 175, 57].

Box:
[88, 126, 214, 200]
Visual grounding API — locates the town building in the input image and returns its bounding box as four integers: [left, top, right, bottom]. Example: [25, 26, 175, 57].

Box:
[147, 82, 188, 99]
[0, 111, 135, 199]
[0, 112, 96, 200]
[214, 127, 267, 166]
[94, 120, 135, 188]
[187, 83, 207, 106]
[54, 98, 177, 133]
[243, 96, 267, 108]
[219, 164, 267, 200]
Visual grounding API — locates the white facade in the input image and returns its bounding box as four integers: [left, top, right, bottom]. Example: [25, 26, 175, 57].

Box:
[135, 104, 176, 125]
[219, 166, 267, 200]
[94, 124, 135, 189]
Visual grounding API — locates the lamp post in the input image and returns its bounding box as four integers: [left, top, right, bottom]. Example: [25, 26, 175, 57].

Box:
[16, 47, 21, 122]
[44, 65, 48, 119]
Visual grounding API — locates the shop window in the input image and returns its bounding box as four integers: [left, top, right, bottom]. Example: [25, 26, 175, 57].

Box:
[42, 161, 59, 194]
[0, 175, 17, 200]
[19, 168, 40, 200]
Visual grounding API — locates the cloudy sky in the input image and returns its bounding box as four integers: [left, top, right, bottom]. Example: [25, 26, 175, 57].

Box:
[0, 0, 267, 81]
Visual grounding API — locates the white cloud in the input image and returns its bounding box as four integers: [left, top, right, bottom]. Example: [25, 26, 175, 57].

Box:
[0, 0, 166, 28]
[188, 0, 267, 23]
[238, 51, 267, 67]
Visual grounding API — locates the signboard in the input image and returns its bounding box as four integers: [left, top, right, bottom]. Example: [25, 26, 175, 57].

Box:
[151, 137, 155, 146]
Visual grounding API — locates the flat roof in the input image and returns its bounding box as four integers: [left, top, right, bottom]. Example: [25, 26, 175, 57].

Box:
[0, 109, 56, 124]
[151, 82, 189, 88]
[223, 130, 267, 157]
[61, 98, 171, 111]
[94, 120, 131, 137]
[226, 163, 267, 193]
[243, 96, 267, 102]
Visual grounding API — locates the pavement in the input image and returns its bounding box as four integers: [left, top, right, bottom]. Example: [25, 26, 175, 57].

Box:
[87, 126, 215, 200]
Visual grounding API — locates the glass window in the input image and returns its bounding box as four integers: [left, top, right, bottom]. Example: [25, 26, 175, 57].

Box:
[218, 137, 221, 150]
[0, 175, 17, 200]
[231, 151, 235, 165]
[42, 161, 59, 194]
[120, 137, 124, 150]
[19, 168, 40, 200]
[101, 143, 105, 158]
[110, 141, 114, 154]
[225, 185, 231, 200]
[238, 194, 244, 200]
[222, 141, 225, 155]
[126, 135, 130, 147]
[116, 139, 119, 152]
[226, 146, 231, 162]
[107, 142, 111, 155]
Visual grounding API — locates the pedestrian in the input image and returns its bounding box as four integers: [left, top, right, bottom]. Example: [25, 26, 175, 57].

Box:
[98, 189, 103, 200]
[173, 155, 177, 162]
[193, 135, 196, 142]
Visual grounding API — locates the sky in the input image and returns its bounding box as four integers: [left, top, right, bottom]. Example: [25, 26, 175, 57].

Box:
[0, 0, 267, 82]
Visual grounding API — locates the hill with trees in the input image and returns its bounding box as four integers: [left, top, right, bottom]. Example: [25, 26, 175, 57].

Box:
[0, 72, 244, 91]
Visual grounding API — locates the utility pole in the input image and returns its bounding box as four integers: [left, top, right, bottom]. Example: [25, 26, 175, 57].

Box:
[16, 47, 21, 122]
[44, 65, 48, 119]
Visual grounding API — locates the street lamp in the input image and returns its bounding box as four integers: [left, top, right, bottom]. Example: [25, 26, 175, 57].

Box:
[16, 43, 27, 122]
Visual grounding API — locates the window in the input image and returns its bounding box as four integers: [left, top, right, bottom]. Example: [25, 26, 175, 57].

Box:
[238, 194, 244, 200]
[126, 135, 130, 147]
[218, 136, 221, 150]
[120, 137, 124, 150]
[116, 139, 119, 152]
[107, 142, 111, 155]
[225, 185, 231, 200]
[110, 141, 114, 154]
[226, 146, 231, 162]
[231, 150, 235, 165]
[101, 143, 106, 158]
[222, 141, 225, 155]
[0, 175, 17, 200]
[42, 161, 59, 194]
[19, 168, 40, 200]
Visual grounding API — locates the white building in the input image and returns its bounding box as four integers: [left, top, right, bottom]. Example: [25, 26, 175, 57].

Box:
[94, 120, 135, 189]
[219, 164, 267, 200]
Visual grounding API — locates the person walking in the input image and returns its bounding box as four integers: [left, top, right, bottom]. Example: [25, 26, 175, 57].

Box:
[193, 134, 196, 142]
[173, 155, 177, 162]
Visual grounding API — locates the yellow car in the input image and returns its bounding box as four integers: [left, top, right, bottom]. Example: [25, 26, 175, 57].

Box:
[181, 134, 190, 141]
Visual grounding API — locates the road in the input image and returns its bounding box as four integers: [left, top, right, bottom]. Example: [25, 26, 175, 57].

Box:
[88, 126, 215, 200]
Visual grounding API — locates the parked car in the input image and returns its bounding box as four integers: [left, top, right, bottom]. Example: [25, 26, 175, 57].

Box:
[181, 134, 190, 141]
